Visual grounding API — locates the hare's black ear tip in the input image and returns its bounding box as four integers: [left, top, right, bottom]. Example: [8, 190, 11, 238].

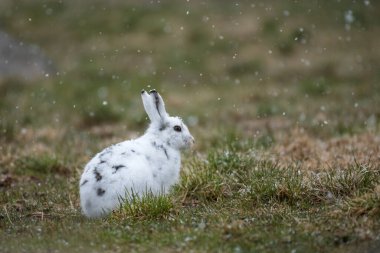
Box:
[141, 89, 146, 94]
[149, 89, 157, 94]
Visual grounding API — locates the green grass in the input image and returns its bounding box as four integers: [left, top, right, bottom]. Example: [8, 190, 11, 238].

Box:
[14, 154, 69, 176]
[1, 148, 379, 252]
[300, 78, 330, 97]
[113, 192, 174, 220]
[79, 103, 123, 128]
[0, 120, 15, 142]
[1, 0, 380, 252]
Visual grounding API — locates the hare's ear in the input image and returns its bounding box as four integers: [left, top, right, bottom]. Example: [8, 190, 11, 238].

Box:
[141, 90, 169, 123]
[150, 90, 169, 120]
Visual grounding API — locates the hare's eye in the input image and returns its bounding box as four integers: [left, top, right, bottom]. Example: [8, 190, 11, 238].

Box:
[173, 125, 182, 132]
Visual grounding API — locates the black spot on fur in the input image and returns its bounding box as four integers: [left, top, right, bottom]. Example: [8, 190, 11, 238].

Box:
[153, 173, 157, 178]
[151, 141, 169, 159]
[97, 188, 106, 196]
[94, 169, 102, 181]
[131, 149, 136, 153]
[99, 160, 106, 164]
[112, 165, 126, 174]
[163, 147, 169, 159]
[113, 165, 125, 170]
[99, 152, 107, 160]
[158, 167, 162, 171]
[80, 179, 88, 186]
[159, 124, 167, 131]
[121, 152, 131, 157]
[99, 148, 113, 159]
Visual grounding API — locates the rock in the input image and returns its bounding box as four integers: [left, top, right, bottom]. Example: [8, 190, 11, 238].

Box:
[0, 31, 55, 81]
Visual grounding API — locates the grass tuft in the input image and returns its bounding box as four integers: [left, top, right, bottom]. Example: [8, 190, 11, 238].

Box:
[248, 163, 305, 206]
[112, 191, 174, 220]
[343, 185, 380, 217]
[177, 159, 228, 202]
[311, 164, 380, 200]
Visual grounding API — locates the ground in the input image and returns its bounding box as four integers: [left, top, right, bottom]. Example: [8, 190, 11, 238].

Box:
[0, 1, 380, 252]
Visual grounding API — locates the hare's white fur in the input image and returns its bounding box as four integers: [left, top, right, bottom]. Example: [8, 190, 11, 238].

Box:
[79, 90, 194, 218]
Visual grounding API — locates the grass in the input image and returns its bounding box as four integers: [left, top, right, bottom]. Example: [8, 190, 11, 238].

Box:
[1, 0, 380, 252]
[79, 103, 123, 128]
[112, 191, 174, 220]
[14, 154, 69, 176]
[2, 149, 379, 252]
[300, 78, 329, 97]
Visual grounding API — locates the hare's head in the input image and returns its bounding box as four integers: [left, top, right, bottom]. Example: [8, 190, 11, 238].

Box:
[141, 90, 194, 150]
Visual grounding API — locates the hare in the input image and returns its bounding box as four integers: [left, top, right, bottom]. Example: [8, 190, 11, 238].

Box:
[79, 90, 194, 218]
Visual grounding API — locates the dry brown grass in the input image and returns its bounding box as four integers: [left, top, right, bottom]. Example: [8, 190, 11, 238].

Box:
[266, 130, 380, 171]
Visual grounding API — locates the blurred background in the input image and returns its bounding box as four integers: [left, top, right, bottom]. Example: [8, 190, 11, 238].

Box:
[0, 0, 379, 158]
[1, 1, 380, 252]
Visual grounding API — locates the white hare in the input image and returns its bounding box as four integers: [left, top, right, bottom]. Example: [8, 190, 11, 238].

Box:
[79, 90, 194, 218]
